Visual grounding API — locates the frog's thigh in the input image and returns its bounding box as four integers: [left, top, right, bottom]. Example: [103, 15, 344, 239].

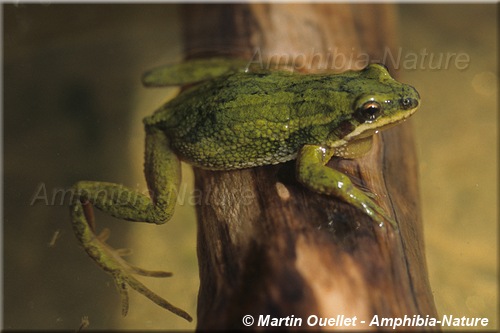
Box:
[142, 58, 249, 87]
[296, 144, 392, 227]
[71, 125, 182, 270]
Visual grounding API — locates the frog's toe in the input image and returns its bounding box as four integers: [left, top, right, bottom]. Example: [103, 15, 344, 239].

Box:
[97, 227, 111, 242]
[373, 209, 398, 230]
[114, 275, 130, 316]
[121, 270, 193, 321]
[115, 248, 133, 257]
[128, 263, 173, 278]
[387, 218, 399, 230]
[106, 254, 190, 320]
[360, 199, 398, 230]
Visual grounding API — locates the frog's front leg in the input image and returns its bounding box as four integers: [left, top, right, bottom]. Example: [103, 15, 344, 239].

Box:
[70, 125, 192, 322]
[296, 144, 396, 229]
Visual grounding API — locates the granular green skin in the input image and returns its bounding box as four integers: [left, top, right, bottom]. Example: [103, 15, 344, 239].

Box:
[70, 59, 420, 321]
[146, 65, 419, 169]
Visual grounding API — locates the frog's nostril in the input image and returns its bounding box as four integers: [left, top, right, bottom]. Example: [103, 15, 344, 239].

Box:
[401, 97, 418, 109]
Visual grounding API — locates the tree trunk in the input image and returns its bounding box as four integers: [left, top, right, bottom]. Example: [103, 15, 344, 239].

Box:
[183, 4, 438, 330]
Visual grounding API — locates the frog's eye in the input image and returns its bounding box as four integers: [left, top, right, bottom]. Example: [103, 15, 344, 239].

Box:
[356, 101, 382, 122]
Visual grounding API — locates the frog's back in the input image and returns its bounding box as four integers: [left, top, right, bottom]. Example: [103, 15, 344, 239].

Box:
[147, 71, 353, 170]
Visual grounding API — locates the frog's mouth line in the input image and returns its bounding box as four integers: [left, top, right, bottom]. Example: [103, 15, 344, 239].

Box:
[335, 106, 419, 146]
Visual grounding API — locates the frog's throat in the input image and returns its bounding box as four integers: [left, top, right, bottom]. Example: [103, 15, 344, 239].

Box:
[342, 107, 418, 143]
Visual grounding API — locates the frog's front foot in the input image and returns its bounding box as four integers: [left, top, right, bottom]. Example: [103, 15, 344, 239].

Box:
[355, 192, 398, 230]
[297, 145, 398, 231]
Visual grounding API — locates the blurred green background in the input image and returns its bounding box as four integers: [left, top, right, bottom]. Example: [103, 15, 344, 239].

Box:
[3, 4, 497, 330]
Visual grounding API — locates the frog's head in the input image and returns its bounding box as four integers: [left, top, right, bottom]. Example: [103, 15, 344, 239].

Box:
[341, 63, 420, 142]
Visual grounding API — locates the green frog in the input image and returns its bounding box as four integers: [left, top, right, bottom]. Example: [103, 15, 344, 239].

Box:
[70, 58, 420, 321]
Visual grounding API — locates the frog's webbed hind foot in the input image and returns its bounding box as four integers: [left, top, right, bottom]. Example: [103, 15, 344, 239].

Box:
[87, 224, 192, 321]
[107, 248, 191, 321]
[114, 271, 192, 321]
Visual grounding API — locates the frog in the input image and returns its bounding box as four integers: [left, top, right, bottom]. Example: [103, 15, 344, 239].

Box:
[70, 58, 420, 322]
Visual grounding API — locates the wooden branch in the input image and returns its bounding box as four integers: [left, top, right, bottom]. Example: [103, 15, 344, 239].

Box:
[182, 4, 438, 330]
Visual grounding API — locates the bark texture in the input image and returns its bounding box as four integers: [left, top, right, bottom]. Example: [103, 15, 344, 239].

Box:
[182, 4, 438, 330]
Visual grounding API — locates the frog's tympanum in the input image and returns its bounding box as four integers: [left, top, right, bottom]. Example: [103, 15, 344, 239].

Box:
[70, 58, 420, 321]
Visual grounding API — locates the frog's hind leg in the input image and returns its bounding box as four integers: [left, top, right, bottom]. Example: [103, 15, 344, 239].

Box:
[70, 125, 192, 321]
[142, 58, 250, 87]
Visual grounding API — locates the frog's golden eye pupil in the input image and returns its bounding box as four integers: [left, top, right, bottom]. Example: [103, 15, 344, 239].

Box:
[360, 101, 381, 121]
